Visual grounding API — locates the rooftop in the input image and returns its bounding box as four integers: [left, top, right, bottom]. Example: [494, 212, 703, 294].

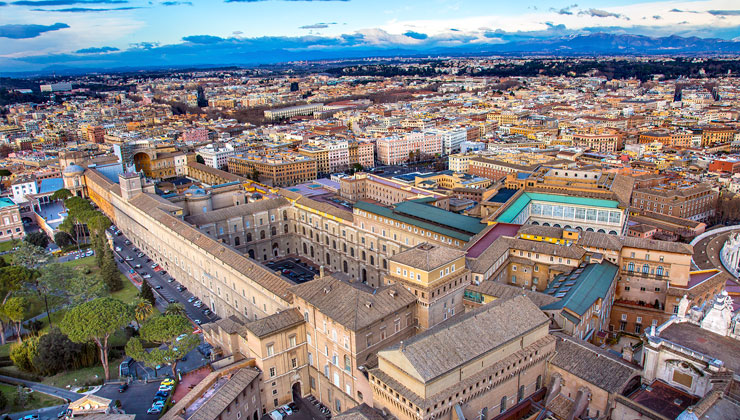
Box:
[542, 261, 618, 319]
[658, 322, 740, 373]
[628, 380, 699, 420]
[390, 243, 466, 272]
[496, 192, 620, 224]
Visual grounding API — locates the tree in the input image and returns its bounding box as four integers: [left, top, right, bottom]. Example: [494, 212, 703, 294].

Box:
[250, 168, 260, 182]
[9, 336, 38, 373]
[50, 188, 72, 202]
[125, 314, 198, 377]
[3, 297, 27, 343]
[140, 281, 156, 306]
[60, 298, 132, 380]
[132, 297, 154, 329]
[53, 231, 74, 248]
[33, 327, 97, 376]
[0, 265, 31, 344]
[24, 232, 49, 249]
[31, 263, 104, 327]
[12, 242, 50, 270]
[0, 169, 11, 178]
[290, 82, 299, 92]
[101, 249, 122, 292]
[164, 303, 186, 317]
[0, 386, 7, 410]
[195, 154, 205, 165]
[350, 163, 363, 174]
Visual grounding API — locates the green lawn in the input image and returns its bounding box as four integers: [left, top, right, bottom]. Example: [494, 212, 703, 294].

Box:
[0, 240, 19, 253]
[0, 343, 10, 359]
[41, 357, 123, 388]
[0, 382, 64, 413]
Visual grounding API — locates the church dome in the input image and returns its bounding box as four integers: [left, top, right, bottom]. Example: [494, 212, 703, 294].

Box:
[63, 164, 85, 176]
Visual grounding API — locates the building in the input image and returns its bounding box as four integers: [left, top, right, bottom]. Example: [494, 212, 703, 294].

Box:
[40, 82, 72, 92]
[11, 176, 37, 204]
[182, 127, 210, 144]
[265, 104, 324, 120]
[228, 153, 317, 187]
[370, 295, 554, 420]
[197, 143, 241, 169]
[425, 127, 467, 155]
[375, 133, 442, 165]
[632, 182, 718, 221]
[0, 198, 24, 242]
[467, 157, 540, 181]
[87, 126, 105, 144]
[571, 128, 623, 153]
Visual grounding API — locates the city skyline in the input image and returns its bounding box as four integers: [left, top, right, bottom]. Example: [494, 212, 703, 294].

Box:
[2, 0, 740, 73]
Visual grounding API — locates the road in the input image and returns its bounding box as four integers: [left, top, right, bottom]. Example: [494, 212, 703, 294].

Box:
[0, 375, 80, 402]
[95, 381, 162, 419]
[691, 228, 739, 277]
[109, 231, 219, 326]
[9, 404, 66, 420]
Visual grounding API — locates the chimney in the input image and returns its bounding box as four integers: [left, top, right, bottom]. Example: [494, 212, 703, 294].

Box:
[622, 344, 634, 363]
[319, 265, 325, 278]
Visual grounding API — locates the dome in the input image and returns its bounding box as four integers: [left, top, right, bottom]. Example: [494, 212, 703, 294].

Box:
[63, 164, 85, 176]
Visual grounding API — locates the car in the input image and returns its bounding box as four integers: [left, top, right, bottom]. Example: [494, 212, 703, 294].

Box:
[154, 285, 162, 289]
[167, 298, 177, 303]
[158, 385, 172, 392]
[176, 285, 186, 292]
[194, 319, 202, 325]
[268, 409, 284, 420]
[129, 269, 135, 274]
[143, 274, 152, 279]
[118, 383, 128, 393]
[134, 264, 142, 269]
[86, 250, 94, 256]
[287, 402, 298, 413]
[193, 301, 202, 308]
[187, 296, 196, 303]
[119, 258, 125, 263]
[167, 277, 175, 283]
[161, 378, 175, 386]
[125, 256, 133, 261]
[124, 240, 131, 245]
[277, 408, 288, 417]
[155, 390, 169, 397]
[203, 309, 212, 316]
[147, 407, 162, 415]
[137, 252, 144, 258]
[115, 246, 122, 252]
[22, 415, 40, 420]
[151, 263, 159, 269]
[57, 410, 68, 418]
[281, 405, 293, 415]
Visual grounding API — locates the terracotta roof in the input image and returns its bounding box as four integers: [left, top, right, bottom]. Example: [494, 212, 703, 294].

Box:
[246, 308, 304, 338]
[188, 368, 261, 420]
[550, 333, 638, 393]
[379, 295, 548, 382]
[508, 237, 586, 259]
[290, 276, 415, 331]
[468, 281, 559, 308]
[390, 243, 465, 271]
[185, 198, 289, 226]
[334, 404, 388, 420]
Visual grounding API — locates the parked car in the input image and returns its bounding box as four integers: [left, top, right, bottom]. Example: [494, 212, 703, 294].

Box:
[147, 407, 162, 415]
[124, 240, 131, 245]
[187, 296, 196, 303]
[22, 414, 40, 420]
[151, 263, 159, 269]
[143, 274, 152, 279]
[203, 309, 212, 316]
[125, 256, 133, 261]
[137, 252, 144, 258]
[268, 409, 284, 420]
[161, 378, 175, 386]
[176, 285, 186, 292]
[281, 405, 293, 415]
[115, 246, 122, 252]
[118, 383, 128, 393]
[155, 390, 169, 398]
[167, 277, 175, 283]
[167, 298, 176, 303]
[194, 319, 202, 325]
[154, 285, 162, 289]
[134, 264, 142, 269]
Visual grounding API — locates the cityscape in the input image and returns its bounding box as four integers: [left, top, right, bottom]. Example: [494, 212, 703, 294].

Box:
[1, 1, 740, 420]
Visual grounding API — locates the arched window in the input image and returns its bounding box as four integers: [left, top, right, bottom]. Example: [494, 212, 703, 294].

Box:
[370, 255, 374, 266]
[382, 259, 387, 269]
[343, 243, 347, 252]
[628, 262, 634, 272]
[656, 266, 664, 276]
[361, 251, 366, 260]
[234, 237, 240, 246]
[343, 261, 348, 273]
[303, 243, 307, 255]
[642, 264, 649, 274]
[326, 253, 331, 265]
[260, 230, 266, 240]
[350, 248, 354, 257]
[283, 210, 288, 221]
[271, 226, 277, 236]
[500, 397, 507, 414]
[310, 246, 314, 258]
[333, 240, 337, 249]
[284, 224, 289, 233]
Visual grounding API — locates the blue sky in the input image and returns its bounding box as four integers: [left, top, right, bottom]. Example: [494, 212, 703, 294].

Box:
[1, 0, 740, 73]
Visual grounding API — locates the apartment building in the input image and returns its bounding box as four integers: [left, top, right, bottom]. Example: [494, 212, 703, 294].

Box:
[632, 182, 718, 221]
[228, 153, 318, 187]
[339, 173, 448, 208]
[265, 104, 324, 120]
[468, 157, 540, 180]
[425, 127, 467, 155]
[375, 133, 442, 165]
[0, 198, 24, 242]
[197, 143, 242, 169]
[370, 296, 554, 420]
[571, 128, 623, 153]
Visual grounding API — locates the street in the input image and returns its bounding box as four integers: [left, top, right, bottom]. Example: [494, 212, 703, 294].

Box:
[109, 231, 220, 326]
[94, 381, 163, 419]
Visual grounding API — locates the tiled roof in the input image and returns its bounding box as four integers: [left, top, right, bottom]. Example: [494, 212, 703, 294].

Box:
[550, 333, 637, 393]
[290, 276, 416, 331]
[390, 243, 465, 271]
[354, 201, 476, 242]
[334, 404, 388, 420]
[468, 281, 559, 308]
[188, 369, 261, 420]
[508, 237, 586, 259]
[246, 308, 304, 338]
[393, 201, 486, 235]
[185, 198, 289, 226]
[379, 295, 548, 382]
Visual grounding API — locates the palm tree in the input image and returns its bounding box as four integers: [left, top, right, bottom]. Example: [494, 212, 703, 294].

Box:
[132, 297, 154, 329]
[164, 303, 186, 317]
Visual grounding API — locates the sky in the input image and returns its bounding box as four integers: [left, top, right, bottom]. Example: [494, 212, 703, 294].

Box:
[1, 0, 740, 73]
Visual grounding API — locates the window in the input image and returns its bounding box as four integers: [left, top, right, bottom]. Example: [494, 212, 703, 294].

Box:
[500, 397, 507, 414]
[291, 358, 297, 368]
[269, 367, 276, 377]
[289, 335, 297, 347]
[308, 352, 313, 366]
[266, 344, 274, 357]
[642, 264, 649, 274]
[344, 355, 351, 372]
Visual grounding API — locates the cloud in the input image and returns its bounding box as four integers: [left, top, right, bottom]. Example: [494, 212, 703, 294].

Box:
[31, 6, 140, 11]
[160, 1, 191, 5]
[182, 34, 226, 44]
[129, 41, 159, 49]
[0, 2, 7, 5]
[708, 10, 740, 16]
[225, 0, 348, 2]
[12, 0, 127, 5]
[550, 4, 577, 15]
[300, 24, 328, 29]
[0, 22, 69, 38]
[578, 8, 626, 19]
[403, 30, 427, 40]
[75, 45, 119, 53]
[653, 15, 661, 20]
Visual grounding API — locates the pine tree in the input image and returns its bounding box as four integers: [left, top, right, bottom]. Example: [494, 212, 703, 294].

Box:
[140, 281, 156, 306]
[101, 249, 122, 292]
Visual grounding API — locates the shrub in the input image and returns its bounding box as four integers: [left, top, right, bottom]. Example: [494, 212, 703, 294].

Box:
[33, 328, 98, 376]
[10, 337, 39, 373]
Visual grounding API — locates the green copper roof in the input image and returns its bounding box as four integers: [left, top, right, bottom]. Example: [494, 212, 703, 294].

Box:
[354, 201, 484, 242]
[541, 261, 618, 322]
[0, 198, 16, 208]
[496, 192, 620, 223]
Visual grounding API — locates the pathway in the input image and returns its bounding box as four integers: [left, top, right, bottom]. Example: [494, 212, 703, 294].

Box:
[0, 374, 81, 402]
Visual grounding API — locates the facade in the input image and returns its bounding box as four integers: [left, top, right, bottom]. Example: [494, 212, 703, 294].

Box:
[11, 176, 37, 204]
[265, 104, 324, 120]
[425, 127, 467, 155]
[370, 296, 554, 420]
[632, 183, 718, 221]
[197, 143, 241, 169]
[375, 133, 442, 165]
[0, 198, 24, 242]
[571, 128, 623, 153]
[468, 157, 540, 180]
[228, 153, 317, 187]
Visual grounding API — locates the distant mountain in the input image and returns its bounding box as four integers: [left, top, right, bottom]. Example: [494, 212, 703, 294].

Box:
[3, 32, 740, 77]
